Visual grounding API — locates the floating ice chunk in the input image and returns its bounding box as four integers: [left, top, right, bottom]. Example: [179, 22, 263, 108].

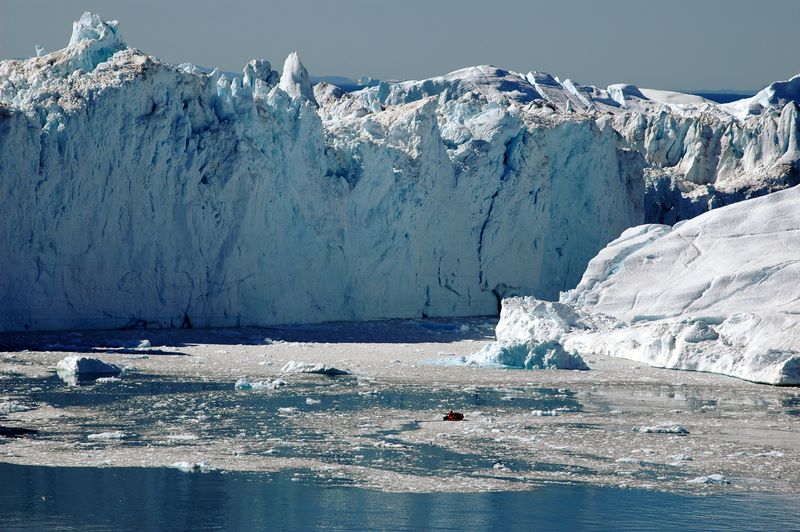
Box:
[669, 454, 693, 462]
[633, 423, 689, 435]
[686, 474, 729, 485]
[234, 377, 287, 391]
[374, 441, 407, 449]
[754, 450, 784, 458]
[137, 339, 151, 349]
[166, 434, 198, 442]
[277, 407, 298, 415]
[87, 431, 128, 440]
[530, 409, 559, 417]
[170, 461, 212, 473]
[0, 401, 34, 415]
[281, 361, 350, 375]
[35, 45, 47, 57]
[56, 355, 121, 376]
[492, 461, 509, 471]
[465, 340, 589, 370]
[95, 377, 122, 384]
[305, 398, 321, 405]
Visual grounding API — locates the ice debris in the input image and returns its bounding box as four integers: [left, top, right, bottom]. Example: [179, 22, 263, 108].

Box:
[0, 401, 34, 415]
[170, 461, 212, 473]
[56, 356, 121, 376]
[281, 361, 350, 375]
[87, 431, 128, 440]
[686, 474, 729, 485]
[464, 340, 589, 370]
[234, 377, 287, 391]
[633, 423, 689, 435]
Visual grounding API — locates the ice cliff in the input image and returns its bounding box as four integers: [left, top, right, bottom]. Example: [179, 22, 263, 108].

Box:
[482, 187, 800, 385]
[0, 13, 798, 332]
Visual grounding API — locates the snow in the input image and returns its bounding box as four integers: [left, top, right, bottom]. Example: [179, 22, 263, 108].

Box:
[489, 186, 800, 385]
[722, 74, 800, 119]
[0, 13, 798, 333]
[55, 355, 121, 376]
[638, 88, 712, 106]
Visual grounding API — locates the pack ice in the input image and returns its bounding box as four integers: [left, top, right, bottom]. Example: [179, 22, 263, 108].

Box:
[0, 12, 798, 332]
[482, 187, 800, 385]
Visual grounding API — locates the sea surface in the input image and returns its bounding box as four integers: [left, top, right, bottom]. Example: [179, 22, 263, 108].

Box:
[1, 462, 797, 531]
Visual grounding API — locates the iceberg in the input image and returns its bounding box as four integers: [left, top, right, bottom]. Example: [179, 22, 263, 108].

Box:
[0, 12, 798, 332]
[487, 186, 800, 385]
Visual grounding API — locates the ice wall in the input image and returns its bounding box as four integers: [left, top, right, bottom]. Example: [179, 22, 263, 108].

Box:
[0, 14, 643, 331]
[1, 13, 798, 332]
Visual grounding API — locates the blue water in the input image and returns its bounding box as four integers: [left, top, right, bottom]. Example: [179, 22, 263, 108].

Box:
[0, 463, 797, 531]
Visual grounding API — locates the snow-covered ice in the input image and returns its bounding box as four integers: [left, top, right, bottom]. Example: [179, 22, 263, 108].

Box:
[486, 186, 800, 385]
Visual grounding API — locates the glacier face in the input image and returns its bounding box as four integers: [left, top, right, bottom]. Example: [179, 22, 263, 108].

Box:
[0, 13, 798, 332]
[485, 187, 800, 385]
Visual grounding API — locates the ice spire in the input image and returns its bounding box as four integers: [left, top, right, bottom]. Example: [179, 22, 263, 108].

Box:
[279, 51, 317, 106]
[69, 12, 124, 49]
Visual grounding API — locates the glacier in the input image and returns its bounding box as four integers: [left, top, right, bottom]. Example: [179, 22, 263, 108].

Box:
[480, 186, 800, 385]
[0, 12, 798, 332]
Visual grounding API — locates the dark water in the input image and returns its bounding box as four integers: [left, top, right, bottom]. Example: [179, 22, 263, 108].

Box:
[1, 463, 797, 531]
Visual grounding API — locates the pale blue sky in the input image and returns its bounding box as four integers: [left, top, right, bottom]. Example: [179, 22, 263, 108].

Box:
[1, 0, 798, 91]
